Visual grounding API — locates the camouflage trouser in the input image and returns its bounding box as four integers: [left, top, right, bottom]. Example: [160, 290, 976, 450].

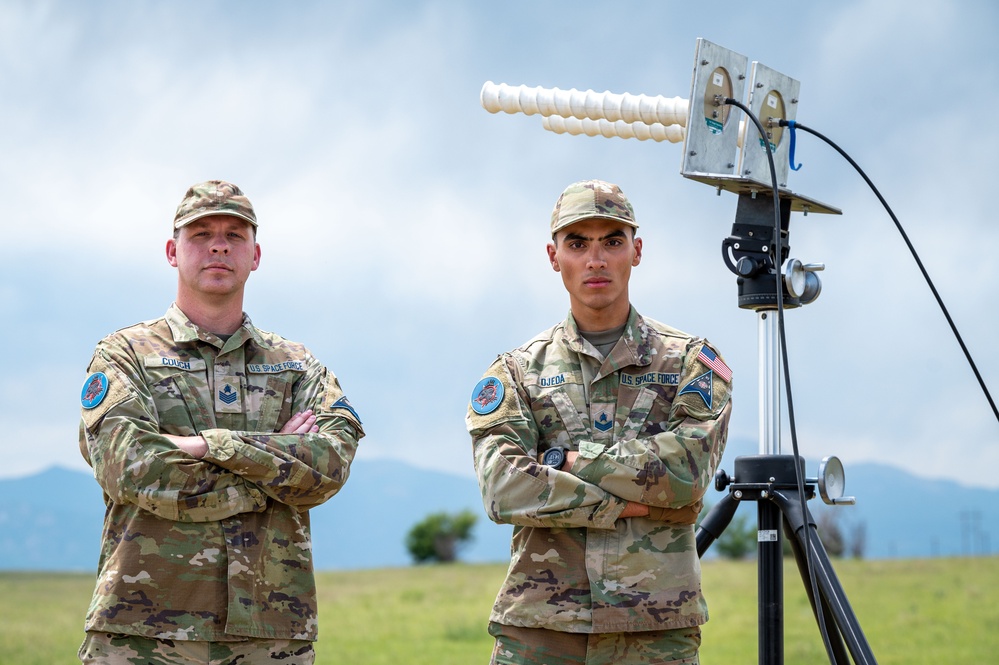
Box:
[78, 632, 315, 665]
[488, 623, 700, 665]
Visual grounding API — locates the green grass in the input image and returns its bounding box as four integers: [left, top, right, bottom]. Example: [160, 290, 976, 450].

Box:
[0, 572, 97, 664]
[315, 564, 499, 663]
[4, 557, 998, 664]
[699, 557, 999, 664]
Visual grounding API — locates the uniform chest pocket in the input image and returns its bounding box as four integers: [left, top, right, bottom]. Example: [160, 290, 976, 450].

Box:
[143, 357, 212, 434]
[245, 370, 298, 433]
[617, 386, 658, 443]
[529, 386, 590, 451]
[620, 384, 673, 439]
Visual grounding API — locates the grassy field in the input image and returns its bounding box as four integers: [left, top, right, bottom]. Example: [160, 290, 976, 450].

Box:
[2, 556, 997, 663]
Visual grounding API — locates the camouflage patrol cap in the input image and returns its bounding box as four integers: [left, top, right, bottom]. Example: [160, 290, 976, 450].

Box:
[550, 179, 638, 234]
[173, 180, 257, 230]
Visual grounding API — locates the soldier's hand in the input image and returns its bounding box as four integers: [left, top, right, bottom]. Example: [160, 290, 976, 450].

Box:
[164, 434, 208, 459]
[279, 409, 319, 434]
[619, 501, 651, 518]
[646, 502, 702, 525]
[619, 502, 700, 523]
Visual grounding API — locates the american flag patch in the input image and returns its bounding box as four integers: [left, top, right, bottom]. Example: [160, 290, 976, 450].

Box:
[697, 346, 732, 383]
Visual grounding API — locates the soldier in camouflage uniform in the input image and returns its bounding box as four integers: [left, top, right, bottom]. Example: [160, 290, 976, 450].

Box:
[77, 181, 363, 664]
[466, 180, 732, 665]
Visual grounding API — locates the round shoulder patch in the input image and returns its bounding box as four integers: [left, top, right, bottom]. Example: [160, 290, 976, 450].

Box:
[470, 376, 505, 415]
[81, 372, 110, 410]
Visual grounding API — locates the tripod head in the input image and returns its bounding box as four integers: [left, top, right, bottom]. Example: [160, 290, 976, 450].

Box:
[722, 192, 826, 311]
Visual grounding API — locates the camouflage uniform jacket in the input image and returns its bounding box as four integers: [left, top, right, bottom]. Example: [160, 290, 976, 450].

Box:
[79, 304, 363, 642]
[467, 307, 731, 634]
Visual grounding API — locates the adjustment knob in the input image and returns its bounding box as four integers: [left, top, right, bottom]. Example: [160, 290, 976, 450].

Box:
[714, 468, 731, 491]
[736, 256, 757, 277]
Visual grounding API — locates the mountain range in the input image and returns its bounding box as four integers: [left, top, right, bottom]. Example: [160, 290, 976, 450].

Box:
[1, 451, 995, 572]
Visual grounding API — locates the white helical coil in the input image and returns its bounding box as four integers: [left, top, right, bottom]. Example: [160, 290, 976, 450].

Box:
[480, 81, 689, 128]
[542, 115, 686, 143]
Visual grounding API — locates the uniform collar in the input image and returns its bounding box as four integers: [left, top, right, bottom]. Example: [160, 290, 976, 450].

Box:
[563, 306, 655, 369]
[165, 303, 266, 349]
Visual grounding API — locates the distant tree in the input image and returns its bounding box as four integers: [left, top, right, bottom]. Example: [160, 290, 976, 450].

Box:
[405, 510, 477, 564]
[848, 520, 867, 559]
[714, 513, 756, 560]
[816, 510, 845, 557]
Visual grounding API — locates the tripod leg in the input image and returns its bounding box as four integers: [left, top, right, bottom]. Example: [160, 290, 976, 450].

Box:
[774, 491, 879, 665]
[696, 492, 740, 557]
[758, 500, 785, 665]
[783, 515, 851, 665]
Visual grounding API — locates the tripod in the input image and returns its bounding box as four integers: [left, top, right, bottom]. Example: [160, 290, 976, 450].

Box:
[695, 192, 878, 665]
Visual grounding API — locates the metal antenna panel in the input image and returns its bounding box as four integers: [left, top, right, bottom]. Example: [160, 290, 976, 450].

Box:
[738, 62, 801, 190]
[681, 39, 748, 180]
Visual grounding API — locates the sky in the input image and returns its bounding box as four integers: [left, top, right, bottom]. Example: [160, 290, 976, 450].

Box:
[1, 0, 997, 492]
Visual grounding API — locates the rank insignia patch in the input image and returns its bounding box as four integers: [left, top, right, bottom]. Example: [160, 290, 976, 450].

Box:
[594, 411, 614, 432]
[81, 372, 109, 410]
[678, 370, 713, 408]
[470, 377, 504, 415]
[218, 384, 239, 405]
